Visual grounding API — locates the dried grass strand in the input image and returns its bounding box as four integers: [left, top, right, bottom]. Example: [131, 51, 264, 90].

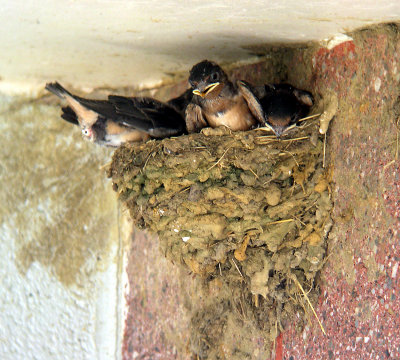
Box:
[231, 258, 243, 277]
[265, 219, 294, 226]
[297, 113, 322, 122]
[291, 275, 326, 336]
[207, 145, 233, 170]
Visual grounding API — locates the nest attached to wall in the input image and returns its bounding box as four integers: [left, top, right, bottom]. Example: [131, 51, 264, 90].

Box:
[108, 117, 333, 354]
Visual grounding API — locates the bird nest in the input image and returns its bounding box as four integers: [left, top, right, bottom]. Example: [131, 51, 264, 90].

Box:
[108, 116, 333, 355]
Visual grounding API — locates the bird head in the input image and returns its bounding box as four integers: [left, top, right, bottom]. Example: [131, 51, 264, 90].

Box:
[189, 60, 227, 98]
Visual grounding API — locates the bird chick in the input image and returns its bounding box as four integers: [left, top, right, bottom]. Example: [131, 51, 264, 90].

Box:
[186, 60, 257, 133]
[238, 81, 314, 138]
[45, 82, 190, 147]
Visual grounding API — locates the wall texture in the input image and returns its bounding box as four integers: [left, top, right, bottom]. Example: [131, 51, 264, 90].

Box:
[0, 96, 125, 359]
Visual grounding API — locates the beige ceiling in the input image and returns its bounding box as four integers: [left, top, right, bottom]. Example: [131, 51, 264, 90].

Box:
[1, 0, 399, 93]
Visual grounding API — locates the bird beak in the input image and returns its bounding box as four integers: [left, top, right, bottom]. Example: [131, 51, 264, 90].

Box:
[193, 82, 220, 97]
[192, 89, 204, 97]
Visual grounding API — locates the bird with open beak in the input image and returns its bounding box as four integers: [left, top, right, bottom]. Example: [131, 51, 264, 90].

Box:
[238, 81, 314, 138]
[45, 82, 191, 147]
[185, 60, 258, 133]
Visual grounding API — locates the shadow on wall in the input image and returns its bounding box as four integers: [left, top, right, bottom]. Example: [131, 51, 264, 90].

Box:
[0, 99, 117, 287]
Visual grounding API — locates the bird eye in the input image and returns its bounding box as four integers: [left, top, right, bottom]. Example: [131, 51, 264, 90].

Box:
[82, 129, 90, 136]
[211, 72, 219, 81]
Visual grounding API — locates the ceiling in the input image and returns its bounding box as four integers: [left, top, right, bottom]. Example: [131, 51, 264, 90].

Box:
[1, 0, 399, 93]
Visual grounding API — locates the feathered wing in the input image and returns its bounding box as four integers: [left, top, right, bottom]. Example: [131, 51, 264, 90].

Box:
[46, 82, 118, 127]
[167, 88, 193, 115]
[237, 80, 266, 126]
[60, 106, 79, 125]
[108, 95, 186, 138]
[46, 82, 188, 138]
[185, 103, 208, 133]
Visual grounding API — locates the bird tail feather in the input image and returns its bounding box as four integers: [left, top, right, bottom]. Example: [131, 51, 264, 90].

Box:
[60, 106, 79, 126]
[45, 82, 72, 99]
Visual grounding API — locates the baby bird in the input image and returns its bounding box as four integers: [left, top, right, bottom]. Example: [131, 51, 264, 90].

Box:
[185, 60, 258, 133]
[238, 81, 314, 137]
[45, 82, 191, 147]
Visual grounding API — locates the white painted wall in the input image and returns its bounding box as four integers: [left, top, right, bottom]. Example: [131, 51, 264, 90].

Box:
[0, 0, 399, 92]
[0, 219, 122, 360]
[0, 97, 127, 360]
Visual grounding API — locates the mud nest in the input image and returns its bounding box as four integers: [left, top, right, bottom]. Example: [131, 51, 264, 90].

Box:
[108, 117, 333, 357]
